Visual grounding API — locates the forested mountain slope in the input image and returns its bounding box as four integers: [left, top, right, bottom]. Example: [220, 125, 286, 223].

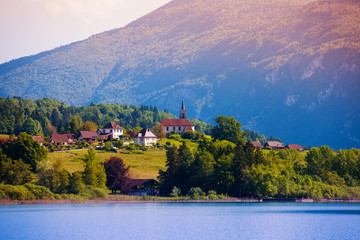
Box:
[0, 0, 359, 148]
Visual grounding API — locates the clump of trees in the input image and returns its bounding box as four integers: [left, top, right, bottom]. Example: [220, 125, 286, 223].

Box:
[0, 135, 109, 200]
[158, 116, 360, 199]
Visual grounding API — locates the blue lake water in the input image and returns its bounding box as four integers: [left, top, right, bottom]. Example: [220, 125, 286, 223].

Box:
[0, 202, 359, 240]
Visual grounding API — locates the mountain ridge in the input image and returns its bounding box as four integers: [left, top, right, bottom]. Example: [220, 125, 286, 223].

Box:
[0, 0, 359, 149]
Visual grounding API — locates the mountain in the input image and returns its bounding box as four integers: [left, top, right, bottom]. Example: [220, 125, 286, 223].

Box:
[0, 0, 359, 149]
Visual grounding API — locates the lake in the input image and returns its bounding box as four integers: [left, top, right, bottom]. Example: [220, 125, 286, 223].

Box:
[0, 202, 359, 239]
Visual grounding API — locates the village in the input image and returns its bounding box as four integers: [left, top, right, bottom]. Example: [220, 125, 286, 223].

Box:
[30, 101, 304, 152]
[22, 101, 305, 196]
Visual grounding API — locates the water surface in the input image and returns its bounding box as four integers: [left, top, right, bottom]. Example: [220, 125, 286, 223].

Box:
[0, 202, 359, 240]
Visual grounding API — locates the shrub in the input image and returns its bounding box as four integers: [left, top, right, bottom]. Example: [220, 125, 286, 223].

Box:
[187, 187, 206, 200]
[79, 186, 108, 199]
[24, 183, 55, 200]
[170, 186, 182, 197]
[0, 184, 34, 200]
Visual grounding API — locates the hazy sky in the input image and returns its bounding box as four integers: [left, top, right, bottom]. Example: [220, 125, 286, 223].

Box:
[0, 0, 172, 64]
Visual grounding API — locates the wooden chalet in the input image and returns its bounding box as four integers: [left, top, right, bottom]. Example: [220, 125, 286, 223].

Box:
[264, 141, 285, 150]
[286, 144, 304, 151]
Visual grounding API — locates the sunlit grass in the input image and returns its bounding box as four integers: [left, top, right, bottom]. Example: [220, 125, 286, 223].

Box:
[47, 148, 167, 179]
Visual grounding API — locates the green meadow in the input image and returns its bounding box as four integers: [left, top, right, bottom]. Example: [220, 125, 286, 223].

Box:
[47, 148, 167, 179]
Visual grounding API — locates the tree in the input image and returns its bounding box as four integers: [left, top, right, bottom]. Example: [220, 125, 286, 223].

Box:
[69, 115, 83, 135]
[80, 121, 98, 132]
[153, 123, 166, 138]
[158, 145, 180, 195]
[37, 159, 70, 193]
[44, 124, 57, 136]
[82, 149, 106, 188]
[3, 132, 47, 171]
[22, 118, 43, 136]
[211, 116, 244, 144]
[102, 157, 131, 194]
[0, 150, 33, 185]
[189, 150, 215, 192]
[50, 108, 61, 130]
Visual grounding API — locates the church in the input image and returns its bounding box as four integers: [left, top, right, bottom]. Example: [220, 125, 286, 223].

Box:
[161, 101, 194, 135]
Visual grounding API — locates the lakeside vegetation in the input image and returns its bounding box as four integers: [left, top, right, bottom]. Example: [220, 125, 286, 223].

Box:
[0, 102, 359, 203]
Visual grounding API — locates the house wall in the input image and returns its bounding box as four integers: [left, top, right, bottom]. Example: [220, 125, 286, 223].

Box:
[100, 128, 123, 139]
[163, 125, 188, 135]
[135, 137, 157, 146]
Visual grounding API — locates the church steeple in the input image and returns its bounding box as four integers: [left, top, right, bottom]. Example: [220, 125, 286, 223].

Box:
[179, 100, 187, 119]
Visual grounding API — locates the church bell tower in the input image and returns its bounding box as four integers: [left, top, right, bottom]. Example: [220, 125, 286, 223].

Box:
[179, 100, 187, 119]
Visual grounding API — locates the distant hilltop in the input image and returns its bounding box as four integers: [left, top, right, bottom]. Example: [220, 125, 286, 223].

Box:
[0, 0, 359, 149]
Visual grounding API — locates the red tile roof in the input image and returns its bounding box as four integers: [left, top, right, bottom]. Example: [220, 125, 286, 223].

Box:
[251, 141, 262, 148]
[33, 136, 44, 143]
[161, 119, 194, 127]
[286, 144, 304, 151]
[103, 122, 123, 129]
[265, 141, 284, 148]
[185, 126, 194, 131]
[51, 134, 75, 143]
[80, 131, 98, 139]
[98, 133, 113, 140]
[137, 129, 157, 138]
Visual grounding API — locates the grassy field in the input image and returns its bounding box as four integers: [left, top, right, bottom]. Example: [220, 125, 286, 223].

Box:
[47, 148, 167, 179]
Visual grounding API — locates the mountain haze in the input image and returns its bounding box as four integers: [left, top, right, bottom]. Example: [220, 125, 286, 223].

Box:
[0, 0, 359, 149]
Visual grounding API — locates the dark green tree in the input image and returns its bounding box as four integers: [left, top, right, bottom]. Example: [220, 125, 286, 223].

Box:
[158, 145, 180, 195]
[211, 115, 244, 144]
[3, 132, 47, 171]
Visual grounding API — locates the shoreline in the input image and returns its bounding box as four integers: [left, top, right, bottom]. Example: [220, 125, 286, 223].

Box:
[1, 198, 360, 206]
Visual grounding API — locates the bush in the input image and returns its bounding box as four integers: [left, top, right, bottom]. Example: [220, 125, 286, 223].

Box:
[187, 187, 206, 200]
[169, 134, 182, 141]
[24, 183, 55, 200]
[126, 143, 137, 151]
[79, 186, 108, 199]
[170, 186, 182, 197]
[0, 184, 34, 200]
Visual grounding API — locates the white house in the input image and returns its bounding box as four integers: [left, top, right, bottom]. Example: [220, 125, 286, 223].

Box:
[161, 100, 194, 135]
[97, 122, 123, 139]
[134, 129, 157, 146]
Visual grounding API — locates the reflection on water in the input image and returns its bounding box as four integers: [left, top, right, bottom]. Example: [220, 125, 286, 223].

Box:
[0, 203, 359, 240]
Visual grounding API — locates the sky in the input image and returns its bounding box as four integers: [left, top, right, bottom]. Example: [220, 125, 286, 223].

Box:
[0, 0, 172, 64]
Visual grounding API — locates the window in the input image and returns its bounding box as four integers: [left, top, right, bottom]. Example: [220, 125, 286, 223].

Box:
[179, 127, 181, 131]
[166, 127, 169, 131]
[173, 127, 175, 131]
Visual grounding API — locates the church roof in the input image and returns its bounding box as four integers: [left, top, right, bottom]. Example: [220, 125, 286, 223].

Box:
[161, 119, 194, 127]
[181, 100, 185, 110]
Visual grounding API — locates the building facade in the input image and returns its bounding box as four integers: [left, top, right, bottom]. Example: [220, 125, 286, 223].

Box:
[97, 122, 123, 139]
[161, 101, 194, 135]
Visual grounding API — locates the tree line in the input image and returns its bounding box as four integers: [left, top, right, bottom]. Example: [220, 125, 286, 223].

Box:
[0, 97, 170, 137]
[158, 116, 360, 199]
[0, 132, 130, 200]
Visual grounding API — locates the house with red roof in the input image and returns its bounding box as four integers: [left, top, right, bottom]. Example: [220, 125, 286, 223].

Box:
[97, 122, 123, 139]
[251, 141, 262, 148]
[134, 129, 157, 146]
[79, 131, 99, 142]
[264, 141, 285, 150]
[33, 136, 44, 146]
[286, 144, 304, 151]
[51, 134, 76, 145]
[161, 101, 194, 135]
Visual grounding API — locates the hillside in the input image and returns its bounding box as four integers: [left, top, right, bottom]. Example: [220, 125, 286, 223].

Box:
[0, 0, 359, 149]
